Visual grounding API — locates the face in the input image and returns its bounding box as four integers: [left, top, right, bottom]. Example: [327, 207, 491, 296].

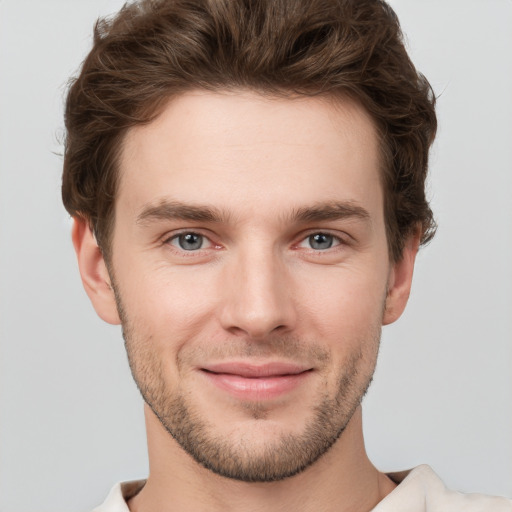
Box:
[75, 90, 416, 482]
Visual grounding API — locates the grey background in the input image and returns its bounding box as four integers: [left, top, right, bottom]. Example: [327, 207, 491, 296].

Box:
[1, 1, 511, 510]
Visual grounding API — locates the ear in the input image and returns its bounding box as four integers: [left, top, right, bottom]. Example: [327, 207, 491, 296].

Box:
[72, 217, 121, 325]
[382, 232, 421, 326]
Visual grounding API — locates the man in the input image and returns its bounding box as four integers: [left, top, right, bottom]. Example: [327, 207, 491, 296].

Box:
[61, 0, 511, 510]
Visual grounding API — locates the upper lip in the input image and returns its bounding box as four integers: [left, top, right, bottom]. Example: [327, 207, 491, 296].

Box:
[201, 362, 312, 378]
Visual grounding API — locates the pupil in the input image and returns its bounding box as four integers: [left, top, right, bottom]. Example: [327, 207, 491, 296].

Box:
[179, 233, 202, 250]
[310, 233, 333, 250]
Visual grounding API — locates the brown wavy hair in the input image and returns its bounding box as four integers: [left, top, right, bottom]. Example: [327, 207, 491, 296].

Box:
[62, 0, 437, 262]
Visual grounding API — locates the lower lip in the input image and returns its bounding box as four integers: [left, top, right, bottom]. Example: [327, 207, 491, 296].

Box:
[201, 371, 311, 401]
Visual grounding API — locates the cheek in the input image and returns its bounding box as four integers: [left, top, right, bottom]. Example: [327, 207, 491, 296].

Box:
[297, 265, 387, 326]
[292, 264, 387, 371]
[117, 262, 220, 346]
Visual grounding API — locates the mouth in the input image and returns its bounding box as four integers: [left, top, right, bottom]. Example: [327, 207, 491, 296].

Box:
[199, 362, 313, 401]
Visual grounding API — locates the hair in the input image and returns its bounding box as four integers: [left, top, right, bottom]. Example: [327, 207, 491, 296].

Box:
[62, 0, 437, 262]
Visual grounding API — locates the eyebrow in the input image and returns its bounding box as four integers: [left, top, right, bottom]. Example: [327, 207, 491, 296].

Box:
[290, 201, 371, 224]
[136, 199, 370, 226]
[136, 200, 227, 225]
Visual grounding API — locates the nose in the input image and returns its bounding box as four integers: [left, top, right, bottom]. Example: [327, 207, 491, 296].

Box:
[218, 247, 296, 340]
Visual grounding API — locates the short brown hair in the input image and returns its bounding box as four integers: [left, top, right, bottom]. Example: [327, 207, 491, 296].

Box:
[62, 0, 437, 262]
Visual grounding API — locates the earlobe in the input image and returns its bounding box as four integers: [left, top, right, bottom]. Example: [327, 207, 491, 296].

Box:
[382, 233, 421, 326]
[72, 217, 121, 325]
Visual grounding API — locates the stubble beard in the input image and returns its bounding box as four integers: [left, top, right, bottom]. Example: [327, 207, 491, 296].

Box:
[113, 286, 381, 483]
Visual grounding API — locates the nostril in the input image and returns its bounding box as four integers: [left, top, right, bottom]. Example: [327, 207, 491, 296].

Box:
[218, 269, 297, 338]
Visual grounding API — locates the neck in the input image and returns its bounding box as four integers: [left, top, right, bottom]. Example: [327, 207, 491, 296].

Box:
[128, 405, 396, 512]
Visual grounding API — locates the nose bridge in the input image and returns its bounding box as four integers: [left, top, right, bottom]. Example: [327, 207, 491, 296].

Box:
[219, 240, 295, 338]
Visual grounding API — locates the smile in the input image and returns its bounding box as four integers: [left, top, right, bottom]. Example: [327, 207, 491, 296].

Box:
[200, 362, 313, 401]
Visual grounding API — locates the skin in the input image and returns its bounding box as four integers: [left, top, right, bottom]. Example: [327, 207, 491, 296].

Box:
[73, 90, 419, 512]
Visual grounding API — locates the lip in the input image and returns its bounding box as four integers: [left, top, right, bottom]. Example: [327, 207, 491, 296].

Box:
[200, 361, 313, 401]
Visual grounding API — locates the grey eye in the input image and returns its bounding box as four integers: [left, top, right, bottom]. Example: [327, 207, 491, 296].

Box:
[175, 233, 204, 251]
[308, 233, 334, 250]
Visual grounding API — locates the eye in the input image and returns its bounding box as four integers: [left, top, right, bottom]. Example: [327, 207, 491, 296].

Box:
[300, 233, 341, 251]
[169, 232, 210, 251]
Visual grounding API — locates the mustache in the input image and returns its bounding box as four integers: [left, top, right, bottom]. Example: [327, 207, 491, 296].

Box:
[176, 336, 332, 368]
[114, 277, 332, 368]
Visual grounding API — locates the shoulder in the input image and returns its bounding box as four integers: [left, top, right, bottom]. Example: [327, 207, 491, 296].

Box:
[373, 465, 512, 512]
[91, 480, 146, 512]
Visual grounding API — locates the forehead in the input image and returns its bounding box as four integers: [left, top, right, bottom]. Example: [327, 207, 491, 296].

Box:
[118, 90, 382, 222]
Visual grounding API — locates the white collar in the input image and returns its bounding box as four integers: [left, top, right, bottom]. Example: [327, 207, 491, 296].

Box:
[93, 465, 512, 512]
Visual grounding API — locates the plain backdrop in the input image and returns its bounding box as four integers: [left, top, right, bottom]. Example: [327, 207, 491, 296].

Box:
[0, 1, 511, 510]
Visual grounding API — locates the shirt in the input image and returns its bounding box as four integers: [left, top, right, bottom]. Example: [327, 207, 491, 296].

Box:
[92, 465, 512, 511]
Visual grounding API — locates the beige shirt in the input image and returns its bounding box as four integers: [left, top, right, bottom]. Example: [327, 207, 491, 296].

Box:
[92, 465, 512, 511]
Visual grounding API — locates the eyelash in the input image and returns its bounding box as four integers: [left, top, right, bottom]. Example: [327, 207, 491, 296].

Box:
[164, 231, 219, 253]
[163, 230, 348, 255]
[296, 232, 345, 251]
